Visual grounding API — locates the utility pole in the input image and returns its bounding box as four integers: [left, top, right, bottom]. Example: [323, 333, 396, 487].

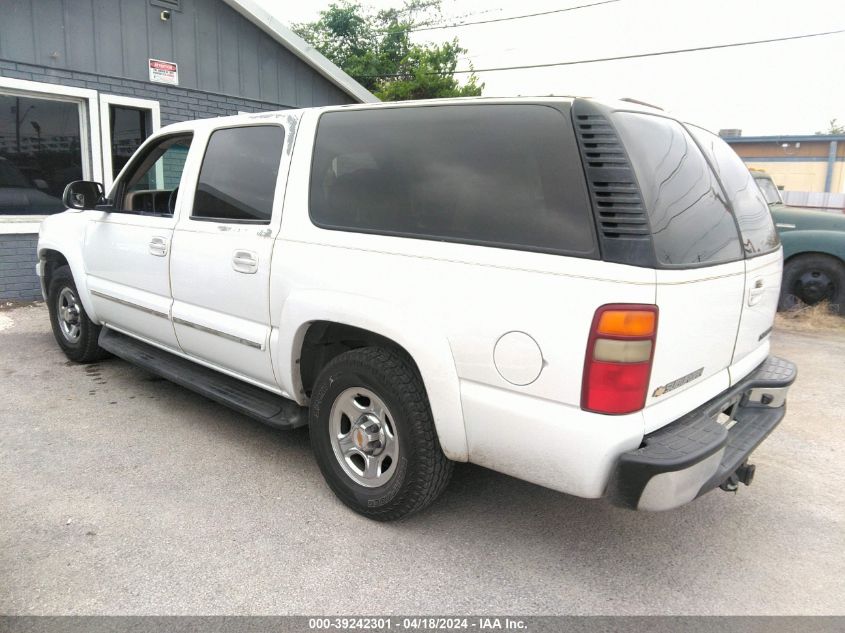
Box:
[14, 98, 35, 154]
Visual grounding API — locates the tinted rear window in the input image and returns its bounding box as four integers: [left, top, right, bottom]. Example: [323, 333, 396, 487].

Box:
[687, 125, 780, 256]
[192, 125, 284, 223]
[612, 112, 743, 267]
[309, 105, 596, 256]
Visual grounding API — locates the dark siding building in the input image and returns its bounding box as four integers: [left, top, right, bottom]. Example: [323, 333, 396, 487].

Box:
[0, 0, 376, 300]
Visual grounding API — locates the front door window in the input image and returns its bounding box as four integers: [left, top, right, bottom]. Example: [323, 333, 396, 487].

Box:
[114, 135, 192, 216]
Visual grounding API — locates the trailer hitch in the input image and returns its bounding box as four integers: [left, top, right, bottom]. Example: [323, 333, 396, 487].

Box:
[720, 462, 756, 492]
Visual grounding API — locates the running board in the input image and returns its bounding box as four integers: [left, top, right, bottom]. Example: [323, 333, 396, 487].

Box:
[98, 328, 308, 430]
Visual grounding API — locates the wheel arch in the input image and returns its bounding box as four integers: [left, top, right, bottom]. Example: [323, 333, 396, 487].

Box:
[783, 249, 845, 267]
[780, 230, 845, 264]
[37, 240, 98, 323]
[298, 321, 424, 394]
[39, 249, 69, 297]
[274, 290, 468, 461]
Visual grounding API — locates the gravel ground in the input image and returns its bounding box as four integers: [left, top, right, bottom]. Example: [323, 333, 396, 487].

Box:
[1, 303, 843, 615]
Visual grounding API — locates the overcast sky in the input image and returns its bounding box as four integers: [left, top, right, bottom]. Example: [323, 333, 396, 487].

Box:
[272, 0, 844, 136]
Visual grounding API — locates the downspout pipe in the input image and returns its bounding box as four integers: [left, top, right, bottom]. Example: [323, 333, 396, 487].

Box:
[824, 140, 838, 193]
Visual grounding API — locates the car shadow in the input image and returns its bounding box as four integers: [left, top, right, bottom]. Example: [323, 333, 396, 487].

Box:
[55, 343, 785, 574]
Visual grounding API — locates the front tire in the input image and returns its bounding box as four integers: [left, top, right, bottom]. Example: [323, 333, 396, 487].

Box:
[779, 254, 845, 315]
[47, 265, 109, 363]
[309, 347, 453, 521]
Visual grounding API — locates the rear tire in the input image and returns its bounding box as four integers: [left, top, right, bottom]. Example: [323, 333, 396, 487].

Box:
[47, 265, 109, 363]
[309, 346, 453, 521]
[779, 254, 845, 315]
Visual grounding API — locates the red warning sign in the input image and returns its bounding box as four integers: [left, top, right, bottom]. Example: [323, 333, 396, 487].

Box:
[149, 59, 178, 85]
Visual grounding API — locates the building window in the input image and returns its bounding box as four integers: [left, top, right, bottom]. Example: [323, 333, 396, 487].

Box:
[0, 93, 83, 215]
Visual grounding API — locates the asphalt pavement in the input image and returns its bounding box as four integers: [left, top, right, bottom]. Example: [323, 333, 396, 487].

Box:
[1, 304, 843, 614]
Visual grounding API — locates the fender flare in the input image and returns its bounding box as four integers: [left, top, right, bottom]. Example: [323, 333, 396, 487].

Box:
[274, 288, 469, 461]
[37, 237, 99, 324]
[781, 231, 845, 263]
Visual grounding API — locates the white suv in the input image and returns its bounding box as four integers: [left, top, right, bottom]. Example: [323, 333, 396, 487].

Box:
[37, 97, 796, 520]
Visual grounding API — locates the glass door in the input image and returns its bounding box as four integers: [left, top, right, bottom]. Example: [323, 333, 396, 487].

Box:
[99, 95, 160, 191]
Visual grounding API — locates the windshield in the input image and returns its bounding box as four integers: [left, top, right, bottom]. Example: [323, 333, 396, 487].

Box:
[754, 175, 783, 205]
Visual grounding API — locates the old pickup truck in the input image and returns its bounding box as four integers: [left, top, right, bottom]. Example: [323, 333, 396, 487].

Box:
[753, 171, 845, 313]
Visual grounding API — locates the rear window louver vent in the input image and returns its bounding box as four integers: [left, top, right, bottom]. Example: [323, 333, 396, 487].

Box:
[571, 99, 657, 268]
[574, 113, 649, 240]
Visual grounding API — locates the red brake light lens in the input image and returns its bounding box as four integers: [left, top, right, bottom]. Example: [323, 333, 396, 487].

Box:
[581, 304, 658, 415]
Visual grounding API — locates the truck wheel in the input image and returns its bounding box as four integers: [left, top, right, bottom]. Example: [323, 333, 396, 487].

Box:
[780, 254, 845, 315]
[47, 265, 109, 363]
[309, 347, 453, 521]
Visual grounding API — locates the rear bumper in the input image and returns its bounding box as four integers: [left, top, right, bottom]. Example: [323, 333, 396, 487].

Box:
[607, 356, 797, 511]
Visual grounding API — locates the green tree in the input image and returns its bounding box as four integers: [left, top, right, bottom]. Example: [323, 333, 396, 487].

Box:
[815, 118, 845, 135]
[294, 0, 483, 101]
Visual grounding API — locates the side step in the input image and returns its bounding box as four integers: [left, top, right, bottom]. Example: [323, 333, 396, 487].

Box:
[99, 328, 308, 430]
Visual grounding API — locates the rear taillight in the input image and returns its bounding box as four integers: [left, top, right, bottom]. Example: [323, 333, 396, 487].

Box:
[581, 304, 658, 415]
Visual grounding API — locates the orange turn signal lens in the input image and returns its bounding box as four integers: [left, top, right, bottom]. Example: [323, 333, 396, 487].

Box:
[596, 310, 656, 337]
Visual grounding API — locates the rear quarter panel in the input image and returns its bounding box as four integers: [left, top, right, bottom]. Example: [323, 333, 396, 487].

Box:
[271, 110, 656, 470]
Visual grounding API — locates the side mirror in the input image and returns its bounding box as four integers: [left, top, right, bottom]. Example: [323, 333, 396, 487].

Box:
[62, 180, 105, 210]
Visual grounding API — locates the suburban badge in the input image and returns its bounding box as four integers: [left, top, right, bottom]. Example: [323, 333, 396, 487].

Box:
[652, 367, 705, 398]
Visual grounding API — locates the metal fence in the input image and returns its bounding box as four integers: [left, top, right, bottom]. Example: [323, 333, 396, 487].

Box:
[782, 190, 845, 213]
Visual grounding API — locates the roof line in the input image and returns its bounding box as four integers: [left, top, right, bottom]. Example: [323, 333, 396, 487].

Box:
[724, 135, 845, 142]
[221, 0, 378, 104]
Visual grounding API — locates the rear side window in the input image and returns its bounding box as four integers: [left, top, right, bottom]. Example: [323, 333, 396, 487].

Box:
[192, 125, 284, 223]
[612, 113, 743, 267]
[687, 126, 780, 256]
[309, 105, 596, 256]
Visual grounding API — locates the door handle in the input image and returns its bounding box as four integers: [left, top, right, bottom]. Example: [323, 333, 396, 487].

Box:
[232, 249, 258, 274]
[748, 278, 765, 306]
[149, 236, 168, 257]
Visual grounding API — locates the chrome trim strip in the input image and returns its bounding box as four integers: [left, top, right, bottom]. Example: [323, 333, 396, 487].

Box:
[90, 290, 169, 319]
[172, 317, 264, 350]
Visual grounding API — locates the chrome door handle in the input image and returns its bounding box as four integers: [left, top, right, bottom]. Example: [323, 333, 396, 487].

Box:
[748, 279, 765, 306]
[232, 249, 258, 274]
[149, 236, 168, 257]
